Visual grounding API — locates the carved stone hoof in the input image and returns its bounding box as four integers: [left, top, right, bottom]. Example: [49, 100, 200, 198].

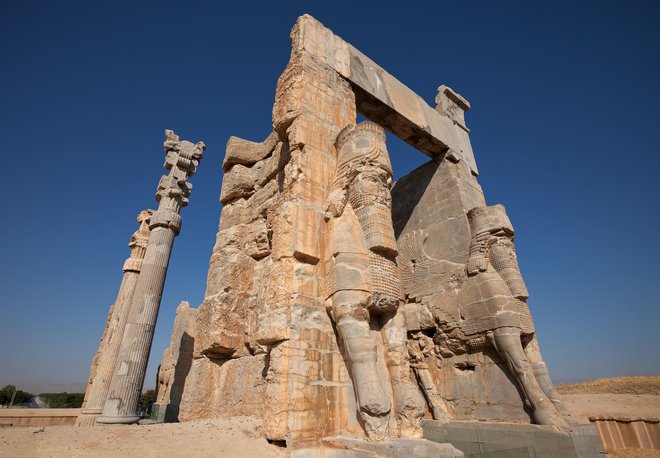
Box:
[357, 381, 391, 418]
[533, 407, 570, 431]
[391, 383, 425, 438]
[431, 407, 451, 423]
[550, 398, 573, 417]
[362, 413, 390, 442]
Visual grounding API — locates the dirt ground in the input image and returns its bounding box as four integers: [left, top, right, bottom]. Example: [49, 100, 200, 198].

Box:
[0, 416, 285, 458]
[1, 395, 658, 457]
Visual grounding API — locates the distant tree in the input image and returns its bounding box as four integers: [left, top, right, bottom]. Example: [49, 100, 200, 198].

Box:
[14, 389, 34, 405]
[140, 389, 156, 406]
[39, 392, 84, 408]
[137, 389, 157, 418]
[0, 385, 15, 405]
[0, 385, 34, 406]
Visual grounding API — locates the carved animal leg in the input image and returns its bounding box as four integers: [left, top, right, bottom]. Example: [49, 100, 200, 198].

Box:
[331, 291, 391, 440]
[489, 327, 568, 429]
[413, 366, 450, 421]
[524, 335, 572, 417]
[380, 310, 425, 438]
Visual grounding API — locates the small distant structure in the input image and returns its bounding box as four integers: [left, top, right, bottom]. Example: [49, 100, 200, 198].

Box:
[22, 396, 50, 409]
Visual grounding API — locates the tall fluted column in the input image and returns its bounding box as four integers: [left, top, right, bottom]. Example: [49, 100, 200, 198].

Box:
[76, 210, 153, 426]
[97, 130, 205, 424]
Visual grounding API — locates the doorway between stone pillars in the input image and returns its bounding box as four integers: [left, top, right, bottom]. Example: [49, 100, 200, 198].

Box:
[353, 111, 439, 240]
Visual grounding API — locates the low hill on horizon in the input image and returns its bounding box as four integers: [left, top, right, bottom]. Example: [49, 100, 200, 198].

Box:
[557, 375, 660, 395]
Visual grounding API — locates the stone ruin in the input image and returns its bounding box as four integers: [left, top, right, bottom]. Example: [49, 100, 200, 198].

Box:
[82, 14, 603, 457]
[151, 301, 196, 423]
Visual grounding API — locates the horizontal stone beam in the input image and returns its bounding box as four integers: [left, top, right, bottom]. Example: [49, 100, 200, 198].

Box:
[292, 14, 478, 175]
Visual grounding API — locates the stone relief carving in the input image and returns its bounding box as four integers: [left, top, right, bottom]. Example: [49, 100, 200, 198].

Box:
[324, 121, 425, 440]
[398, 204, 571, 428]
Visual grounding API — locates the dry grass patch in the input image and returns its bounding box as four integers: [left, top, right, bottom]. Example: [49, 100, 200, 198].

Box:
[556, 375, 660, 395]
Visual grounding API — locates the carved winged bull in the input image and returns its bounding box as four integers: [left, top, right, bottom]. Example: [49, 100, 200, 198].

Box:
[398, 204, 572, 429]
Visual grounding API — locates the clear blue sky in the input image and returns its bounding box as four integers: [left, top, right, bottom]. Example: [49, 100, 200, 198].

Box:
[1, 0, 659, 393]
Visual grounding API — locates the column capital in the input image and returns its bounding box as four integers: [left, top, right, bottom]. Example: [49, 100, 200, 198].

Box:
[123, 209, 154, 272]
[149, 208, 183, 234]
[156, 130, 205, 208]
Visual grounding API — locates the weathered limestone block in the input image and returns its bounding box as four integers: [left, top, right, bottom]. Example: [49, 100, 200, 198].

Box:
[428, 349, 530, 423]
[219, 163, 260, 203]
[244, 217, 271, 259]
[195, 293, 254, 360]
[152, 301, 197, 423]
[184, 130, 298, 424]
[308, 437, 464, 458]
[423, 421, 603, 458]
[183, 17, 363, 447]
[220, 138, 289, 205]
[392, 158, 484, 260]
[435, 85, 471, 132]
[223, 132, 278, 171]
[179, 354, 267, 422]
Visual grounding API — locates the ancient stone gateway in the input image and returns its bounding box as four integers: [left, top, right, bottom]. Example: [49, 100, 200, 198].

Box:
[148, 14, 602, 457]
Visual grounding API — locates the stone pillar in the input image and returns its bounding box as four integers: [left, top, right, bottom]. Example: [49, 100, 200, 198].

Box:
[76, 210, 153, 426]
[97, 130, 205, 424]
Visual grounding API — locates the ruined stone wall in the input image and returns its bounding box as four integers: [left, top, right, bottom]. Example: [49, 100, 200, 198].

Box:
[152, 301, 197, 422]
[591, 417, 660, 451]
[0, 409, 81, 427]
[180, 18, 363, 445]
[178, 131, 283, 425]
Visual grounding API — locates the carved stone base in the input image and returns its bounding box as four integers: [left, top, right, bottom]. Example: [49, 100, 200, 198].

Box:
[290, 437, 463, 457]
[96, 415, 140, 425]
[150, 402, 179, 423]
[423, 420, 604, 458]
[75, 408, 102, 426]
